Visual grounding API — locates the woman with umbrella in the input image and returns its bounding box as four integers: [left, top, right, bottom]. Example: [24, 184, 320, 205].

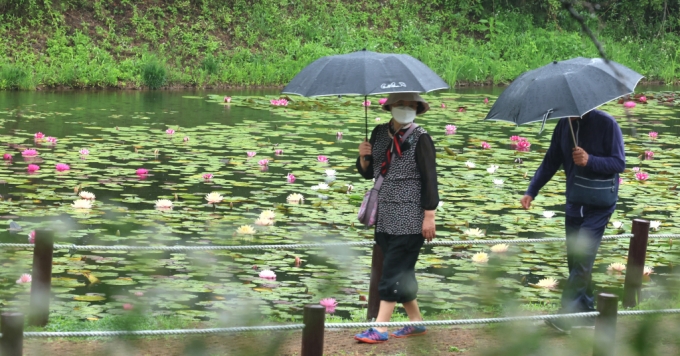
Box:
[354, 92, 439, 343]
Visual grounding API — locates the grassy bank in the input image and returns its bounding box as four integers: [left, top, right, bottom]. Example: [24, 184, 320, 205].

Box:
[0, 0, 678, 90]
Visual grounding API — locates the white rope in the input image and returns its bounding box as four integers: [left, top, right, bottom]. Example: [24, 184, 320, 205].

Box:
[17, 324, 304, 338]
[0, 233, 652, 252]
[618, 309, 680, 316]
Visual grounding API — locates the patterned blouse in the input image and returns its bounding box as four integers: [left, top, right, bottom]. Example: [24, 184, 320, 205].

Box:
[356, 123, 439, 235]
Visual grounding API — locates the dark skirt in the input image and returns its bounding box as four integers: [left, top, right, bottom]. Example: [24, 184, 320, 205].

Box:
[375, 232, 425, 303]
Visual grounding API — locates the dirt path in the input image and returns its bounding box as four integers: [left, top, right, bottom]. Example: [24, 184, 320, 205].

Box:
[22, 320, 680, 356]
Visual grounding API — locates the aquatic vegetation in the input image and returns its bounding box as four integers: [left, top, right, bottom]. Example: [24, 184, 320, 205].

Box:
[236, 225, 256, 235]
[471, 252, 489, 264]
[441, 103, 446, 108]
[255, 218, 274, 226]
[336, 132, 343, 139]
[166, 128, 175, 134]
[22, 149, 37, 157]
[612, 221, 624, 229]
[183, 136, 189, 142]
[320, 298, 338, 313]
[487, 165, 498, 174]
[493, 179, 504, 186]
[154, 199, 173, 210]
[27, 230, 35, 244]
[123, 303, 134, 310]
[490, 244, 509, 253]
[205, 192, 224, 204]
[465, 161, 476, 168]
[535, 278, 557, 289]
[286, 173, 296, 183]
[325, 169, 336, 176]
[481, 142, 490, 149]
[636, 172, 649, 181]
[286, 193, 304, 203]
[72, 199, 93, 209]
[247, 151, 256, 157]
[484, 98, 489, 104]
[16, 274, 32, 284]
[645, 150, 654, 158]
[224, 96, 231, 103]
[311, 183, 329, 190]
[46, 136, 57, 144]
[259, 269, 276, 280]
[27, 164, 39, 172]
[644, 266, 654, 276]
[516, 140, 531, 150]
[607, 263, 626, 272]
[55, 163, 70, 172]
[136, 168, 149, 175]
[378, 98, 387, 105]
[624, 101, 636, 108]
[362, 100, 371, 107]
[260, 210, 276, 220]
[79, 149, 89, 155]
[79, 191, 96, 200]
[258, 159, 269, 166]
[317, 155, 328, 163]
[275, 149, 283, 155]
[445, 125, 456, 134]
[34, 132, 45, 140]
[543, 211, 555, 219]
[649, 131, 658, 139]
[203, 173, 213, 180]
[2, 153, 11, 160]
[650, 221, 661, 231]
[464, 228, 485, 237]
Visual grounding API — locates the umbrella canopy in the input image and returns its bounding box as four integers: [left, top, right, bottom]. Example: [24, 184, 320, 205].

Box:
[484, 57, 644, 132]
[282, 49, 449, 97]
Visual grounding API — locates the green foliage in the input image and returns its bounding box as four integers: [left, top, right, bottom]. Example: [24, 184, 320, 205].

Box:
[0, 0, 679, 89]
[0, 64, 30, 90]
[140, 57, 167, 89]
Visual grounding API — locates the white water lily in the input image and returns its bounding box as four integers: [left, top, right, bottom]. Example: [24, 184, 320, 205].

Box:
[536, 277, 558, 289]
[72, 199, 93, 209]
[465, 161, 476, 168]
[205, 192, 224, 204]
[325, 169, 336, 176]
[493, 179, 504, 186]
[471, 252, 489, 264]
[260, 210, 276, 220]
[236, 225, 256, 235]
[643, 266, 654, 276]
[490, 244, 509, 253]
[607, 262, 626, 272]
[345, 184, 353, 193]
[650, 220, 661, 231]
[286, 193, 304, 203]
[438, 201, 444, 208]
[254, 218, 274, 226]
[79, 191, 96, 200]
[155, 199, 173, 209]
[612, 221, 624, 229]
[464, 228, 485, 237]
[543, 211, 555, 219]
[486, 164, 499, 174]
[310, 183, 329, 190]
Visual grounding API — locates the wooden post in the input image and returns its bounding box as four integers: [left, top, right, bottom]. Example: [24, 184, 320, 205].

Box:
[623, 219, 650, 308]
[1, 312, 25, 356]
[301, 304, 325, 356]
[366, 243, 384, 320]
[593, 293, 618, 356]
[29, 229, 54, 327]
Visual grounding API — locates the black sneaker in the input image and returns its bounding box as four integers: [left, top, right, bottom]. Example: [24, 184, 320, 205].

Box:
[544, 319, 572, 334]
[572, 316, 595, 329]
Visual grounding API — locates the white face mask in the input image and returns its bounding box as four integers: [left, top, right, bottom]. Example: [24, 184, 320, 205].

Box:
[391, 106, 417, 124]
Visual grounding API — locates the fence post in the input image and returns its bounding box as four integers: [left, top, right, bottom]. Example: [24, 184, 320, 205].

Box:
[29, 229, 54, 327]
[623, 219, 650, 308]
[593, 293, 618, 356]
[366, 243, 383, 320]
[1, 312, 25, 356]
[301, 304, 325, 356]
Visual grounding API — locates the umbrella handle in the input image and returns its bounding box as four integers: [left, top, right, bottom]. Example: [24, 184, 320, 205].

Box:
[567, 116, 579, 148]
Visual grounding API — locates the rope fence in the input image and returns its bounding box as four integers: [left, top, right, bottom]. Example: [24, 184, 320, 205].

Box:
[2, 232, 676, 252]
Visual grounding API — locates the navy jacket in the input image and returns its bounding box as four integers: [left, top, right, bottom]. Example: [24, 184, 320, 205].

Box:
[525, 110, 626, 217]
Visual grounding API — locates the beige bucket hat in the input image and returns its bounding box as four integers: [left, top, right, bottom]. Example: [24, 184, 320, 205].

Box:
[381, 92, 430, 115]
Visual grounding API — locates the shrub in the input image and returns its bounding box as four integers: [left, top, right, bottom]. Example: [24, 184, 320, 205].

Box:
[201, 55, 219, 76]
[141, 59, 167, 89]
[0, 65, 28, 90]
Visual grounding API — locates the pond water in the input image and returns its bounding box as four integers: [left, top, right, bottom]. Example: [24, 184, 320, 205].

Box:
[0, 87, 678, 322]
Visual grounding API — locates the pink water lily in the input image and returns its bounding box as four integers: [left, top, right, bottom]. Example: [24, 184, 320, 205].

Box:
[619, 177, 624, 184]
[134, 291, 144, 297]
[28, 230, 35, 244]
[635, 172, 649, 181]
[270, 99, 288, 106]
[632, 167, 640, 172]
[275, 149, 283, 155]
[378, 98, 387, 105]
[510, 136, 521, 141]
[458, 107, 466, 112]
[623, 101, 636, 108]
[516, 140, 531, 150]
[317, 155, 328, 163]
[247, 151, 256, 157]
[224, 96, 231, 103]
[27, 164, 40, 173]
[648, 131, 658, 139]
[336, 132, 343, 139]
[481, 142, 491, 149]
[441, 103, 446, 108]
[79, 149, 89, 155]
[123, 303, 134, 310]
[46, 136, 57, 144]
[3, 153, 12, 160]
[203, 173, 213, 180]
[183, 136, 189, 142]
[22, 149, 38, 157]
[16, 274, 32, 284]
[638, 96, 647, 103]
[287, 173, 296, 183]
[484, 97, 489, 104]
[136, 168, 148, 175]
[645, 150, 654, 158]
[259, 269, 276, 280]
[319, 298, 338, 313]
[55, 163, 70, 172]
[34, 132, 45, 140]
[362, 100, 371, 107]
[445, 125, 456, 135]
[258, 159, 269, 166]
[166, 128, 175, 134]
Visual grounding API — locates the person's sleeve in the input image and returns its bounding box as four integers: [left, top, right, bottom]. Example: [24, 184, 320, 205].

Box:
[525, 121, 565, 198]
[415, 134, 440, 210]
[585, 121, 626, 174]
[356, 126, 379, 180]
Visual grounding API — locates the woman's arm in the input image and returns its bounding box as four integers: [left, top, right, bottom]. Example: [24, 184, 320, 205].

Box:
[356, 126, 379, 179]
[416, 133, 438, 241]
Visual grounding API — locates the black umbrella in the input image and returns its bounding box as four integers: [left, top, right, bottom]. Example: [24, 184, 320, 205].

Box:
[282, 49, 449, 138]
[484, 57, 643, 145]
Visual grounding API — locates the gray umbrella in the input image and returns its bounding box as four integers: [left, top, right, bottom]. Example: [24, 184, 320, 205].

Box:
[484, 57, 643, 144]
[282, 49, 449, 138]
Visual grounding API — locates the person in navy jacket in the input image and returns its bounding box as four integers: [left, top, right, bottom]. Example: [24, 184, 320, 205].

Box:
[520, 109, 625, 333]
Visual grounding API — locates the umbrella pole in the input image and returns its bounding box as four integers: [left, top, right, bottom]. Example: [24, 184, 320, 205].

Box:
[364, 95, 368, 140]
[567, 117, 579, 148]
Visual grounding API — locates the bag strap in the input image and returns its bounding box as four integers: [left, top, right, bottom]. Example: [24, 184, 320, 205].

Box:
[373, 123, 419, 190]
